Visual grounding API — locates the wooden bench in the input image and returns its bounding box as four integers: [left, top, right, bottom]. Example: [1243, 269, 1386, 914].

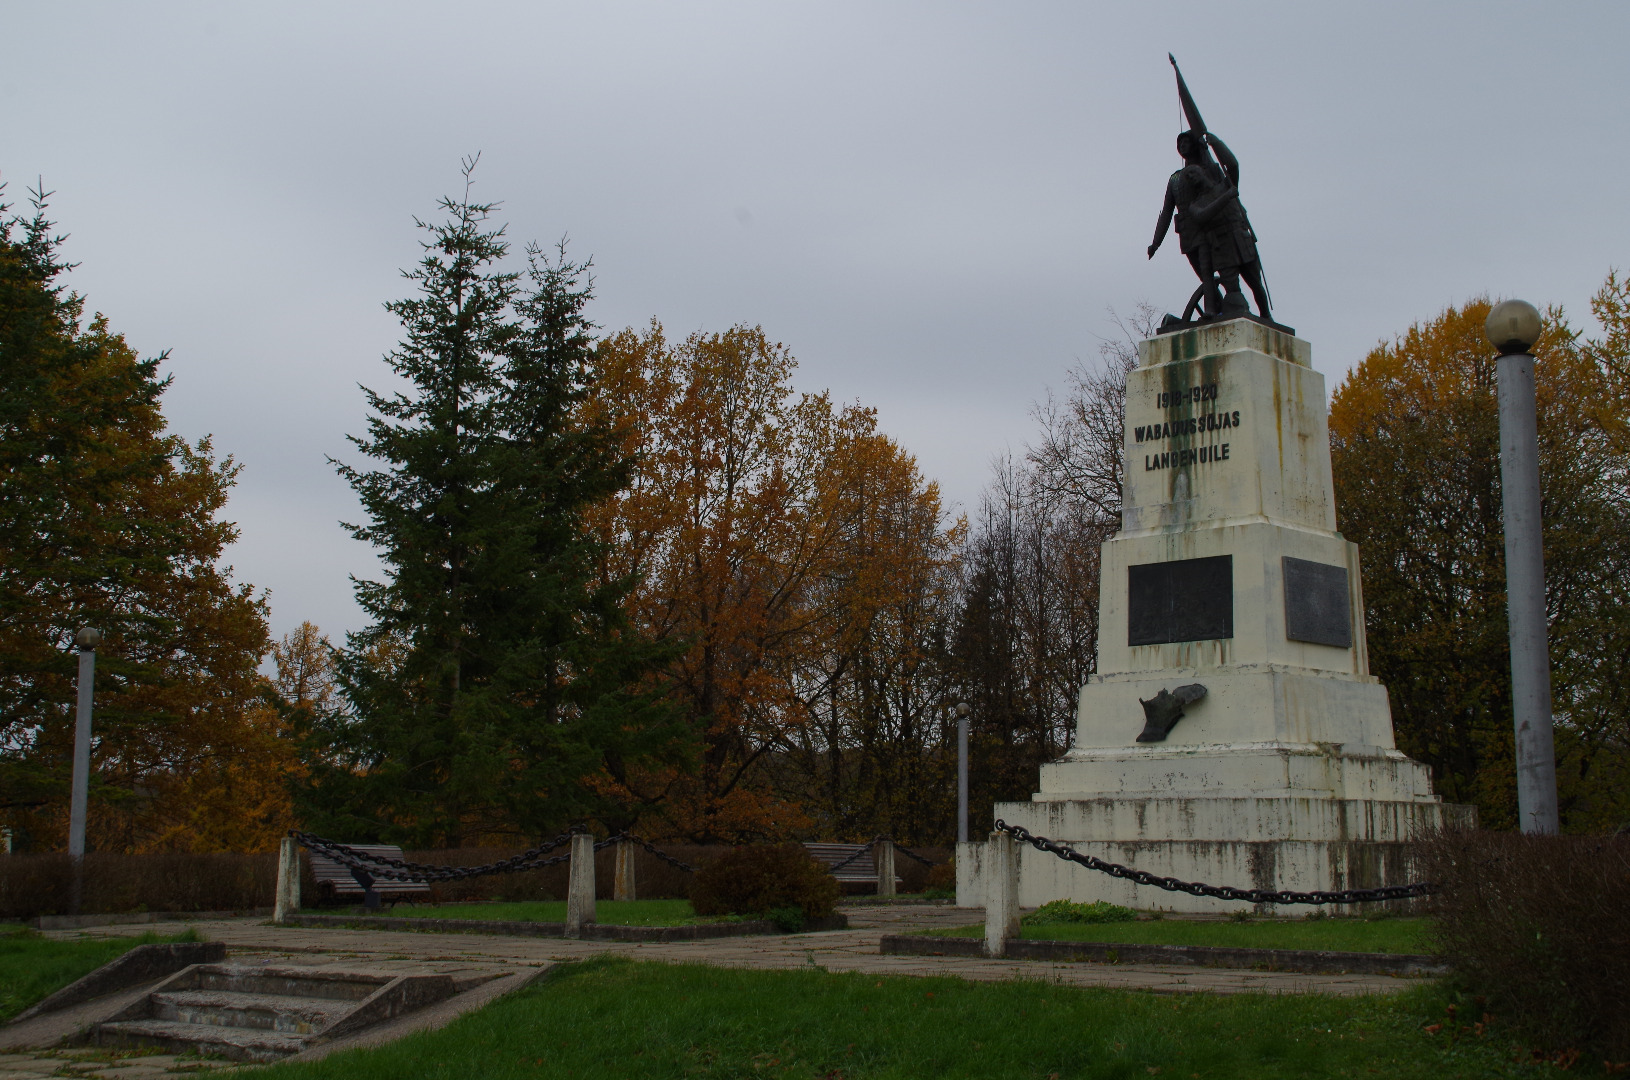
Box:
[803, 842, 900, 890]
[307, 845, 431, 909]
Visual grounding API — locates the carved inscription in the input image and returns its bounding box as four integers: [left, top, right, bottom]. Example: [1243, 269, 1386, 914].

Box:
[1128, 555, 1234, 646]
[1133, 380, 1241, 473]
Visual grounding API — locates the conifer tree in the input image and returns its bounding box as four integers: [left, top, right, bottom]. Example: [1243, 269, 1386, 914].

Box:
[310, 163, 681, 844]
[0, 183, 269, 850]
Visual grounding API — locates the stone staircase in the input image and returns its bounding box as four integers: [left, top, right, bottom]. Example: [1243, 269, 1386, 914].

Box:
[93, 962, 465, 1063]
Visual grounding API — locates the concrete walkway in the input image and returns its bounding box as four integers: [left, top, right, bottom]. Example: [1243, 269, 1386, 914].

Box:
[3, 905, 1428, 1078]
[55, 903, 1419, 996]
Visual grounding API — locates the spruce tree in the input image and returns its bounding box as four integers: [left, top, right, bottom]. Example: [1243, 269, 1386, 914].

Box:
[483, 241, 685, 837]
[312, 164, 680, 844]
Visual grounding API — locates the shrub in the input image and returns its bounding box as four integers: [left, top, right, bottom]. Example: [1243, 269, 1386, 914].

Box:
[1419, 829, 1629, 1059]
[1023, 899, 1137, 926]
[689, 844, 839, 921]
[923, 859, 955, 893]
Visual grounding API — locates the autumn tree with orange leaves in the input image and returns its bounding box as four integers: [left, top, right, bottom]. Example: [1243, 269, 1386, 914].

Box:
[587, 323, 960, 842]
[0, 185, 272, 853]
[1329, 277, 1630, 831]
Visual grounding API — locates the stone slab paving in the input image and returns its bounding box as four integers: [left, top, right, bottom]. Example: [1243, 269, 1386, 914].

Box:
[51, 904, 1420, 997]
[8, 904, 1427, 1075]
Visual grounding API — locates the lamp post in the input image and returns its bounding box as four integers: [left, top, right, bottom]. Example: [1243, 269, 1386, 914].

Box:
[1486, 300, 1559, 835]
[69, 627, 100, 915]
[955, 702, 971, 844]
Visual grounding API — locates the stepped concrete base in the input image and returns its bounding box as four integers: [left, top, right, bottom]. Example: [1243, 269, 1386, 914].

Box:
[958, 788, 1473, 915]
[91, 963, 480, 1062]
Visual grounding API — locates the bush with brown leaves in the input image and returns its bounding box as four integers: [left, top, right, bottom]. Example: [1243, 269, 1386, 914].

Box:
[1420, 829, 1629, 1059]
[688, 843, 839, 920]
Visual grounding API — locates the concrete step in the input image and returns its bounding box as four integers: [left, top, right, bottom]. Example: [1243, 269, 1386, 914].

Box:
[92, 962, 460, 1062]
[189, 964, 387, 1000]
[96, 1018, 309, 1063]
[148, 989, 353, 1033]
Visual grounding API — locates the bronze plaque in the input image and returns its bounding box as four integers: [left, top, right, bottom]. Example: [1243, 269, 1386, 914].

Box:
[1127, 555, 1233, 646]
[1282, 556, 1352, 648]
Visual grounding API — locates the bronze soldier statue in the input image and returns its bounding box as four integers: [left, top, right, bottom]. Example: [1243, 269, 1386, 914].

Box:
[1148, 56, 1273, 326]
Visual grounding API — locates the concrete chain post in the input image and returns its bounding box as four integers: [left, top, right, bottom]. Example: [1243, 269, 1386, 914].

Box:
[566, 833, 597, 936]
[614, 839, 636, 902]
[983, 829, 1021, 958]
[274, 837, 301, 923]
[875, 839, 896, 899]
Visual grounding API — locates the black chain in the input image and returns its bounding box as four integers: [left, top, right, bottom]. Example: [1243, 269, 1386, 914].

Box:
[824, 843, 876, 873]
[290, 829, 699, 883]
[823, 836, 943, 872]
[891, 842, 941, 867]
[605, 832, 697, 873]
[290, 830, 577, 883]
[994, 820, 1434, 906]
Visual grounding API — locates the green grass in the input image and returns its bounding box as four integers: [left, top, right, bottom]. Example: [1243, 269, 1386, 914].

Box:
[338, 899, 717, 927]
[254, 956, 1597, 1079]
[922, 916, 1432, 954]
[0, 926, 198, 1022]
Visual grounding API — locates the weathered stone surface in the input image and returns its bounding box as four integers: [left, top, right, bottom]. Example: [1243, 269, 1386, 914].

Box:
[971, 321, 1453, 913]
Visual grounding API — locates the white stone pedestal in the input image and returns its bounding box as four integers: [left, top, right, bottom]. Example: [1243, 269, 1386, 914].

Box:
[964, 320, 1465, 913]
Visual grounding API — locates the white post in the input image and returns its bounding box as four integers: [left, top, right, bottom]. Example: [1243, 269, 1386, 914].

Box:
[274, 837, 301, 923]
[876, 839, 896, 898]
[614, 839, 636, 902]
[566, 833, 596, 936]
[983, 829, 1020, 958]
[956, 703, 970, 844]
[68, 632, 99, 858]
[68, 629, 100, 916]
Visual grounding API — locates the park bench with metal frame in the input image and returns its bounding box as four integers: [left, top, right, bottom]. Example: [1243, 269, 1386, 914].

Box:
[306, 844, 431, 910]
[803, 842, 900, 891]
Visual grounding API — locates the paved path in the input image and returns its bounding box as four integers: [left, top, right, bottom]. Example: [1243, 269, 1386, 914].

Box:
[56, 904, 1419, 997]
[5, 905, 1428, 1078]
[3, 905, 1427, 1075]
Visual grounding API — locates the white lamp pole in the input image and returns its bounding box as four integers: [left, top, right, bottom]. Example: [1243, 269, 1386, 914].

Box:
[68, 628, 101, 857]
[955, 702, 971, 844]
[69, 627, 100, 915]
[1485, 300, 1559, 835]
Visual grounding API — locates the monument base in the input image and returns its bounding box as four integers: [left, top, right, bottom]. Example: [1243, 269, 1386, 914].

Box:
[955, 752, 1473, 913]
[950, 318, 1474, 913]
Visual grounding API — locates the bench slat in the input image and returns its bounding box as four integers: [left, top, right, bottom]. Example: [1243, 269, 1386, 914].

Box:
[802, 842, 899, 885]
[307, 845, 431, 896]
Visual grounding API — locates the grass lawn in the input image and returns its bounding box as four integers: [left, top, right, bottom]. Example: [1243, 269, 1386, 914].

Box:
[337, 899, 717, 926]
[255, 956, 1583, 1080]
[921, 917, 1432, 954]
[0, 925, 197, 1022]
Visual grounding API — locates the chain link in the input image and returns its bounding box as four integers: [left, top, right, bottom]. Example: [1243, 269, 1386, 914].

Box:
[994, 820, 1434, 906]
[290, 829, 699, 884]
[604, 832, 697, 873]
[823, 835, 943, 872]
[290, 831, 579, 883]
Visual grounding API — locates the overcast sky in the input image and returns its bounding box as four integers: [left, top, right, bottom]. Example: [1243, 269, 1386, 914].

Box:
[5, 1, 1627, 645]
